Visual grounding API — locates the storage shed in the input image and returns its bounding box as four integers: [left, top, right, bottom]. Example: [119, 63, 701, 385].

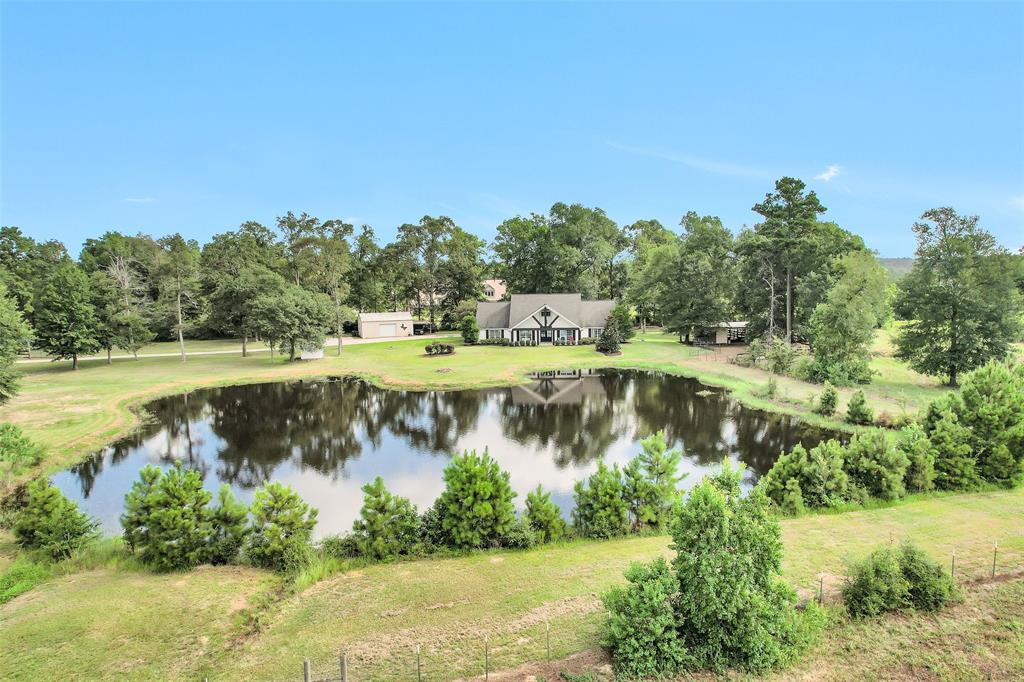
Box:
[357, 311, 415, 338]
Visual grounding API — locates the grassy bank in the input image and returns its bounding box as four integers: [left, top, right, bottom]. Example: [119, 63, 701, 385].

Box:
[0, 330, 951, 490]
[2, 488, 1021, 680]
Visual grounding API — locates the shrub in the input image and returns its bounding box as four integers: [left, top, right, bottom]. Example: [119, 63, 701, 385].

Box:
[766, 341, 796, 374]
[843, 432, 909, 501]
[121, 464, 213, 571]
[611, 302, 635, 342]
[352, 476, 421, 560]
[246, 481, 318, 572]
[842, 542, 956, 618]
[671, 462, 817, 672]
[896, 424, 936, 493]
[762, 440, 850, 510]
[436, 449, 516, 549]
[206, 484, 250, 565]
[596, 315, 621, 354]
[573, 460, 629, 538]
[755, 377, 778, 399]
[524, 484, 568, 543]
[927, 410, 981, 490]
[418, 500, 449, 549]
[845, 389, 873, 425]
[602, 557, 690, 679]
[814, 382, 838, 416]
[0, 424, 45, 483]
[318, 533, 361, 560]
[499, 516, 539, 549]
[622, 431, 684, 533]
[460, 314, 479, 345]
[14, 478, 98, 560]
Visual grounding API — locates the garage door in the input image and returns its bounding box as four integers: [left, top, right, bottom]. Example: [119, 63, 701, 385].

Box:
[379, 323, 397, 337]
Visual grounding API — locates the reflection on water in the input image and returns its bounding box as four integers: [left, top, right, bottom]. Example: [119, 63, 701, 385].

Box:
[53, 370, 837, 537]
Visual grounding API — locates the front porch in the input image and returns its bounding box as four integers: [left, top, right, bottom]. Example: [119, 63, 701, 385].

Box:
[511, 328, 580, 345]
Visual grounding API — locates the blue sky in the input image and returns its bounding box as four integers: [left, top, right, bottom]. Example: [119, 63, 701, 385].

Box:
[2, 2, 1022, 257]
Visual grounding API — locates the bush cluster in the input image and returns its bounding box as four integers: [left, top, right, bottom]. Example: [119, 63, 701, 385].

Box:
[845, 389, 874, 425]
[574, 431, 685, 538]
[763, 431, 916, 513]
[603, 463, 823, 678]
[460, 314, 479, 345]
[552, 338, 577, 346]
[921, 360, 1024, 490]
[424, 342, 455, 355]
[842, 542, 956, 618]
[814, 382, 838, 416]
[121, 464, 252, 571]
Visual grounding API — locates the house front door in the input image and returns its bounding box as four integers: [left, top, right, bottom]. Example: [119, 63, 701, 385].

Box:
[540, 329, 553, 343]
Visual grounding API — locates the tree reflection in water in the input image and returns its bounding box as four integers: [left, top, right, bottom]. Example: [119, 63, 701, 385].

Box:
[53, 370, 836, 536]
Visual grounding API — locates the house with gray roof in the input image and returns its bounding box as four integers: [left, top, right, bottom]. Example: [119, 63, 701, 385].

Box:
[475, 294, 615, 344]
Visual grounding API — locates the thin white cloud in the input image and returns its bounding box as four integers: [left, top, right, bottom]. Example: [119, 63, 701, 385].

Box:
[1010, 195, 1024, 211]
[607, 141, 772, 180]
[814, 164, 841, 182]
[123, 197, 156, 204]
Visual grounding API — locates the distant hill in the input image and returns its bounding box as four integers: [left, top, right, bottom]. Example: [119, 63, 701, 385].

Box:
[878, 257, 915, 280]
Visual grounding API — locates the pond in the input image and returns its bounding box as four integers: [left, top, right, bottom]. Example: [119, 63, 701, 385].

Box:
[52, 369, 838, 537]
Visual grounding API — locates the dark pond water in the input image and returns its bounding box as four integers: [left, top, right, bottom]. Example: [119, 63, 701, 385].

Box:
[52, 369, 837, 537]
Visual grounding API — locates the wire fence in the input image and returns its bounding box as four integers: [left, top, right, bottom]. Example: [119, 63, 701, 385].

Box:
[289, 541, 1022, 682]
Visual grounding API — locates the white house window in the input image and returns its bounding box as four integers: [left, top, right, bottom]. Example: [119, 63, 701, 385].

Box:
[556, 329, 573, 341]
[519, 330, 536, 342]
[486, 329, 503, 340]
[590, 327, 603, 337]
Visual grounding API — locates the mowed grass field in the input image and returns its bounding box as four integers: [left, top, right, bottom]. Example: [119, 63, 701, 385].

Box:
[0, 328, 959, 490]
[2, 489, 1022, 681]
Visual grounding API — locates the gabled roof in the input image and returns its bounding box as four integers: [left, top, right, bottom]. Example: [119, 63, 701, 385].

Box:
[476, 294, 616, 328]
[358, 311, 414, 322]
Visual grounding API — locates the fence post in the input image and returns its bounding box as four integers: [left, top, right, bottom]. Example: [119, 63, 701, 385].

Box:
[546, 621, 551, 662]
[992, 543, 998, 579]
[303, 658, 311, 682]
[950, 550, 956, 580]
[818, 575, 824, 605]
[339, 652, 347, 682]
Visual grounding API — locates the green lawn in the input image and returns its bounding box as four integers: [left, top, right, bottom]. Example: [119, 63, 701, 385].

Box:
[2, 489, 1021, 681]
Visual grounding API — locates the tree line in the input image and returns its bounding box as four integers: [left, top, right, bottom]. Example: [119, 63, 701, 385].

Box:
[3, 179, 1022, 405]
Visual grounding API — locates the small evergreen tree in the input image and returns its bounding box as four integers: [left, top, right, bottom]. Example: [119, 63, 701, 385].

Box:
[460, 314, 479, 345]
[927, 410, 980, 490]
[352, 476, 421, 560]
[0, 424, 45, 483]
[207, 485, 250, 565]
[843, 432, 910, 501]
[596, 314, 622, 354]
[896, 424, 937, 493]
[573, 460, 629, 538]
[14, 478, 98, 560]
[762, 440, 850, 510]
[623, 431, 684, 532]
[33, 261, 100, 370]
[953, 361, 1024, 487]
[436, 449, 516, 549]
[120, 464, 213, 571]
[611, 302, 635, 341]
[845, 389, 873, 425]
[814, 382, 838, 416]
[246, 481, 318, 572]
[524, 484, 568, 543]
